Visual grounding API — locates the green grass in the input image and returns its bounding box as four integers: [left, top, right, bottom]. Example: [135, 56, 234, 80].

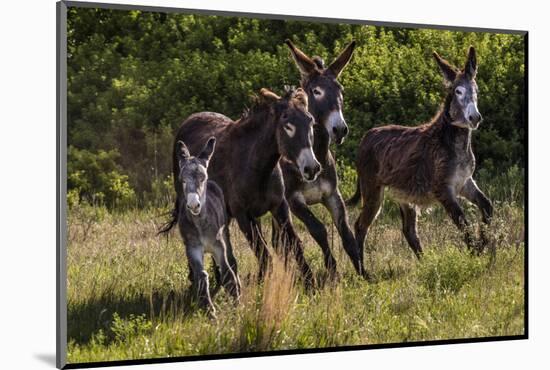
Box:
[66, 197, 525, 364]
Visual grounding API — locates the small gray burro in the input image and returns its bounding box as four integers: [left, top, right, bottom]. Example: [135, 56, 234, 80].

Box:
[175, 137, 240, 316]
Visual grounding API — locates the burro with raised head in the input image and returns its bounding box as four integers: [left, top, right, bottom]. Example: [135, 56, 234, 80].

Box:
[175, 137, 240, 317]
[162, 87, 320, 288]
[348, 46, 493, 259]
[276, 39, 366, 279]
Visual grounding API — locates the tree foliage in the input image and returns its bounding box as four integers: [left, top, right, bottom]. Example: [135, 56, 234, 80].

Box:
[67, 8, 525, 206]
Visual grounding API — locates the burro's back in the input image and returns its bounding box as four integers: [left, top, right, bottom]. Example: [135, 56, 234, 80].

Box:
[358, 122, 452, 205]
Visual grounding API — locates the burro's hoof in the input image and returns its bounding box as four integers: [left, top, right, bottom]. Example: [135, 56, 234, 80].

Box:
[362, 270, 374, 283]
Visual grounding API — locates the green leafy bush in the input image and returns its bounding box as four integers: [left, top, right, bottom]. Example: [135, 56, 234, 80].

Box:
[335, 158, 357, 200]
[67, 8, 525, 209]
[68, 146, 136, 208]
[477, 164, 524, 203]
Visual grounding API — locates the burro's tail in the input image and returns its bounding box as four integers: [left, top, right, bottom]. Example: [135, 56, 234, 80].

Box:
[346, 177, 361, 207]
[158, 137, 182, 236]
[157, 199, 179, 235]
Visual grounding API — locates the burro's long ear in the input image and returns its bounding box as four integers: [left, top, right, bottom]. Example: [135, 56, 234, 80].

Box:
[198, 137, 216, 163]
[177, 140, 190, 168]
[327, 40, 356, 78]
[177, 140, 190, 160]
[464, 46, 477, 79]
[433, 51, 458, 86]
[285, 39, 318, 77]
[260, 88, 281, 102]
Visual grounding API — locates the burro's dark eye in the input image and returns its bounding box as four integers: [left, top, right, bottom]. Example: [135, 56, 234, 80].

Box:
[312, 88, 322, 97]
[281, 112, 288, 121]
[455, 87, 463, 95]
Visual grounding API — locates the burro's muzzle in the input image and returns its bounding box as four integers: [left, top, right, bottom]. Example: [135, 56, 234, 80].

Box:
[297, 147, 321, 182]
[465, 102, 483, 129]
[326, 109, 349, 144]
[186, 192, 202, 215]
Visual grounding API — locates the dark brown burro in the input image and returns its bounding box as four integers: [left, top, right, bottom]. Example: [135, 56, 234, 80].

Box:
[277, 40, 366, 279]
[348, 46, 493, 260]
[162, 87, 321, 287]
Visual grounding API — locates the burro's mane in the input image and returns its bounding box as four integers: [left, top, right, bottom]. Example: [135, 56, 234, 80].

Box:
[239, 86, 308, 121]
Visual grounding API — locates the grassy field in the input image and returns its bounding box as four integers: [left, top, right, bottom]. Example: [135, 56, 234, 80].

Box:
[66, 178, 525, 364]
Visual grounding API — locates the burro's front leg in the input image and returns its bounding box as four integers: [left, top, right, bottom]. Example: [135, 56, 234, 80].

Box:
[186, 244, 216, 317]
[287, 193, 338, 279]
[323, 189, 366, 278]
[461, 177, 493, 224]
[236, 215, 272, 281]
[436, 187, 476, 252]
[461, 177, 494, 251]
[272, 200, 315, 289]
[211, 225, 241, 302]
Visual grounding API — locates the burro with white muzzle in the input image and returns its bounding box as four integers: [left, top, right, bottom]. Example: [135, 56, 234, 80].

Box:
[349, 46, 493, 261]
[176, 137, 240, 316]
[285, 39, 352, 145]
[275, 39, 366, 280]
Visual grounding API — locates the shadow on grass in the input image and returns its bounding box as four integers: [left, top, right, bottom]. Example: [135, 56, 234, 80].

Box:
[68, 288, 197, 345]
